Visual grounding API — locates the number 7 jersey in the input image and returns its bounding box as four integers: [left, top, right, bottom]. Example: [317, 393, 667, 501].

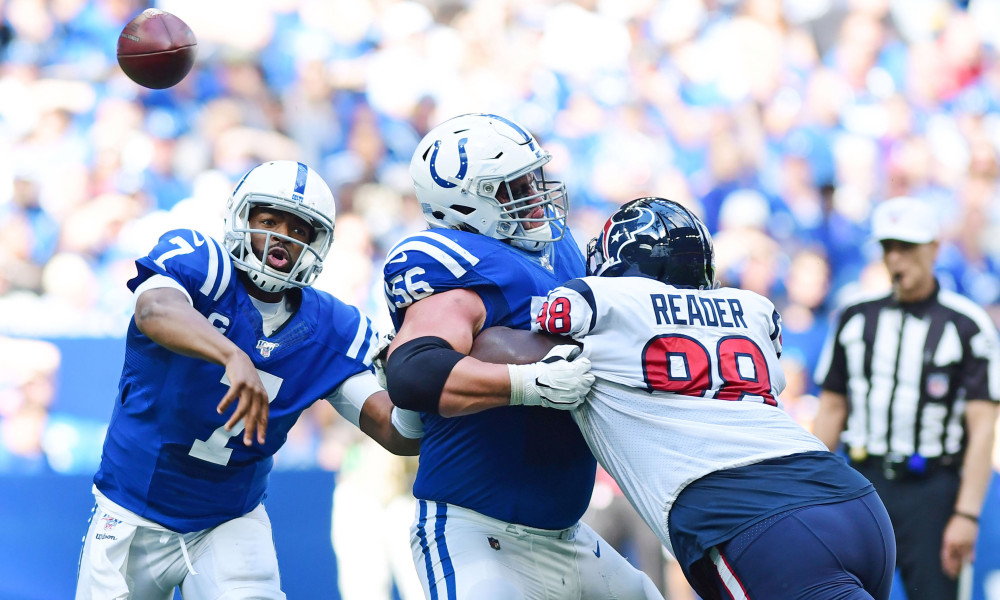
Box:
[95, 229, 379, 533]
[534, 275, 828, 556]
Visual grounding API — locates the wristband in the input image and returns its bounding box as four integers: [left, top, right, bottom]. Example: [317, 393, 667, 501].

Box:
[391, 407, 424, 439]
[954, 511, 979, 524]
[508, 362, 538, 406]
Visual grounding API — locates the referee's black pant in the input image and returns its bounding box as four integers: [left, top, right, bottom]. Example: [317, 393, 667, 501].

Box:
[852, 458, 961, 600]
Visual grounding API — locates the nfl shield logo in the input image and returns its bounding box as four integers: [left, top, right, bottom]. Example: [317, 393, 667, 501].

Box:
[926, 373, 949, 398]
[256, 340, 280, 358]
[488, 536, 501, 551]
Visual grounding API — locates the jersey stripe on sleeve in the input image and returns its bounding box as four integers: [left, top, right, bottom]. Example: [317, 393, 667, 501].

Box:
[385, 231, 481, 279]
[345, 308, 372, 361]
[196, 233, 233, 301]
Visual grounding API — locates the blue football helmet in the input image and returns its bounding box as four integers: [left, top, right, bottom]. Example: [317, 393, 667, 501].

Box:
[587, 197, 716, 289]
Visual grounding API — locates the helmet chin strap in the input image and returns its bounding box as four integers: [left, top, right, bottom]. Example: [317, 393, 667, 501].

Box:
[509, 222, 553, 252]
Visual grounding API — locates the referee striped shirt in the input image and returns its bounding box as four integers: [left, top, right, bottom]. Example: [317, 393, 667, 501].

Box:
[815, 283, 1000, 459]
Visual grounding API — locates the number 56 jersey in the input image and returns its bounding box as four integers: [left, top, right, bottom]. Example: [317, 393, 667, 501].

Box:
[95, 229, 378, 533]
[383, 228, 594, 530]
[534, 275, 828, 555]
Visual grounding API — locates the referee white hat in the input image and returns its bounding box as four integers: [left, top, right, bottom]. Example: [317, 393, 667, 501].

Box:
[871, 196, 940, 244]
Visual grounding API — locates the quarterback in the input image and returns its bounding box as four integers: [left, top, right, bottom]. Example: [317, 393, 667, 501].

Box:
[76, 160, 421, 600]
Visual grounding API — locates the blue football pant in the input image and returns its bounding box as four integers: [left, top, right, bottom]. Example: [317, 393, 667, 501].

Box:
[687, 491, 896, 600]
[853, 459, 962, 600]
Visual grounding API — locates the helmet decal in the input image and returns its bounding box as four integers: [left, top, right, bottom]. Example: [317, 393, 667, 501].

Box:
[479, 113, 539, 155]
[293, 161, 308, 201]
[589, 197, 715, 289]
[602, 206, 657, 265]
[429, 138, 469, 188]
[410, 113, 567, 251]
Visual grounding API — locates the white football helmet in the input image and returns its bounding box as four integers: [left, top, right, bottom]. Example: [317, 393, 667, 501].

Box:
[409, 113, 568, 252]
[224, 160, 336, 293]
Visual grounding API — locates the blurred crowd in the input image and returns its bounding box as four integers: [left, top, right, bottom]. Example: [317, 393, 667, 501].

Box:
[1, 0, 999, 487]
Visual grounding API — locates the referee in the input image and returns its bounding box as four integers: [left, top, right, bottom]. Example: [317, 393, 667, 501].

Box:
[814, 196, 999, 600]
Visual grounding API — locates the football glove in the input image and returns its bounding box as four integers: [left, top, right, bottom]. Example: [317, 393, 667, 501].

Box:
[508, 345, 594, 410]
[372, 329, 395, 389]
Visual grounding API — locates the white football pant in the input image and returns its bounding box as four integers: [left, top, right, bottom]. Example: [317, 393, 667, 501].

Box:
[409, 500, 663, 600]
[76, 491, 284, 600]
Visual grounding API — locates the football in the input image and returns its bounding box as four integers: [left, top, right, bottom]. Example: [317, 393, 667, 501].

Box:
[469, 326, 576, 365]
[117, 9, 197, 89]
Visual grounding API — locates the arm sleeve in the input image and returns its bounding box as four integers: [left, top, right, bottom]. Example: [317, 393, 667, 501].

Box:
[325, 371, 383, 428]
[391, 407, 424, 439]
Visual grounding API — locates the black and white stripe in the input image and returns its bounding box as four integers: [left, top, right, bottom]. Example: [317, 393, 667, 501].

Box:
[816, 287, 1000, 458]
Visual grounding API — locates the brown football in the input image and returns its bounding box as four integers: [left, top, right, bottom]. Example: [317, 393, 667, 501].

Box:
[469, 326, 576, 365]
[117, 9, 197, 90]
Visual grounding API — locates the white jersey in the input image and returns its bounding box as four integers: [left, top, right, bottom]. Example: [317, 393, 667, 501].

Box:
[533, 276, 828, 556]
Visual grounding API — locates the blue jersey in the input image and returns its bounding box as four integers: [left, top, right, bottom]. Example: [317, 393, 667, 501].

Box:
[95, 229, 378, 533]
[383, 229, 594, 529]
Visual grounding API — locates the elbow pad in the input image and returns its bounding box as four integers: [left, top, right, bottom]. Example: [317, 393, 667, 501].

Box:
[385, 336, 465, 413]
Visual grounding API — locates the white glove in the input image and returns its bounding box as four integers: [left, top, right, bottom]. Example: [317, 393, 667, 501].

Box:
[508, 345, 595, 410]
[372, 329, 395, 388]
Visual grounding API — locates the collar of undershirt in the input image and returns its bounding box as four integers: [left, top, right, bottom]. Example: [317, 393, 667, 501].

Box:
[249, 294, 289, 319]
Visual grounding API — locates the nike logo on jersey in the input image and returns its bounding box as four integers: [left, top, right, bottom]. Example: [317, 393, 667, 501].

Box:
[190, 230, 205, 246]
[386, 252, 408, 265]
[593, 540, 601, 558]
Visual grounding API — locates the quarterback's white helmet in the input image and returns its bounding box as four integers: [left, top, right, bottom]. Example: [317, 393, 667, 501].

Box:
[409, 113, 568, 252]
[224, 160, 336, 293]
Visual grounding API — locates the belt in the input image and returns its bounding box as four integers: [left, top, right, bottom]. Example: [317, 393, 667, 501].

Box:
[506, 522, 579, 540]
[850, 450, 961, 481]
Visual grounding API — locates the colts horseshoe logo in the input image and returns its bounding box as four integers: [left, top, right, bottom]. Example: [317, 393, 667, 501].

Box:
[428, 138, 469, 188]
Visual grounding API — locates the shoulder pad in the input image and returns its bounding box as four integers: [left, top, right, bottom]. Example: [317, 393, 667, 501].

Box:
[130, 229, 234, 301]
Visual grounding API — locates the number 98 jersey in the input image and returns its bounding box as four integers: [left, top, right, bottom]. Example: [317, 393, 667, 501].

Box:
[95, 229, 378, 533]
[534, 275, 830, 556]
[535, 276, 786, 403]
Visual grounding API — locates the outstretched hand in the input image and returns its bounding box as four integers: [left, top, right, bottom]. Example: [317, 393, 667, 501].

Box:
[216, 351, 271, 446]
